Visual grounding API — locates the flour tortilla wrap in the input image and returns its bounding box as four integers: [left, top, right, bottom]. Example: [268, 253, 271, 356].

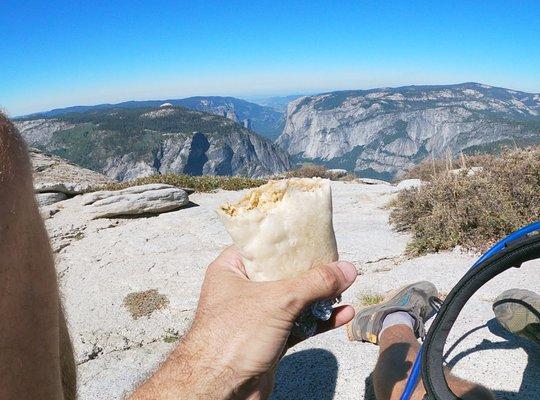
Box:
[218, 178, 338, 282]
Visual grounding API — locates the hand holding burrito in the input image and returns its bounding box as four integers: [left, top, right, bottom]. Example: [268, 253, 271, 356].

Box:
[177, 247, 356, 397]
[150, 180, 356, 397]
[218, 177, 350, 337]
[131, 245, 356, 398]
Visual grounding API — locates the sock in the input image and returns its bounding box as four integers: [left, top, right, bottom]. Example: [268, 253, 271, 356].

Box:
[379, 311, 415, 340]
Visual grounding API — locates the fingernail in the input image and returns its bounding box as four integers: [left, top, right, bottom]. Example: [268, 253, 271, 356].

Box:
[337, 261, 357, 282]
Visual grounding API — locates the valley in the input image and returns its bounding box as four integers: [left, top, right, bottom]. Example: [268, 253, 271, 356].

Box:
[16, 83, 540, 182]
[16, 106, 290, 181]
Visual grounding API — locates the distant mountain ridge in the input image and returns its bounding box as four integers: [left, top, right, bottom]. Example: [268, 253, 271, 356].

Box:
[248, 95, 304, 112]
[277, 82, 540, 179]
[16, 106, 291, 181]
[22, 96, 285, 141]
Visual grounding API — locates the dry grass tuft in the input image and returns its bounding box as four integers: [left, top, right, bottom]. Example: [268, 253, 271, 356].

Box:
[94, 174, 266, 193]
[163, 328, 181, 343]
[286, 164, 356, 181]
[94, 165, 357, 194]
[358, 293, 385, 306]
[398, 152, 491, 182]
[390, 147, 540, 255]
[123, 289, 169, 319]
[286, 164, 329, 178]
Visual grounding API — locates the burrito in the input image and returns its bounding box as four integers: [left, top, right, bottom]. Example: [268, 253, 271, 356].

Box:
[218, 177, 338, 282]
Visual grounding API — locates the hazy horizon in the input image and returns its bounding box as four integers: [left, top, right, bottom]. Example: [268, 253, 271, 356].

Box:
[11, 80, 540, 119]
[3, 0, 540, 116]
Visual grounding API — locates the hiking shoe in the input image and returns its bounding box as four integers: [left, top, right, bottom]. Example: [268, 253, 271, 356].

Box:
[347, 281, 439, 345]
[493, 288, 540, 345]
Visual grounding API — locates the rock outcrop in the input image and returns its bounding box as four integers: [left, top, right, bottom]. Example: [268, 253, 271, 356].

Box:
[359, 177, 391, 185]
[396, 178, 422, 190]
[32, 148, 112, 192]
[326, 168, 348, 178]
[30, 149, 112, 205]
[41, 181, 538, 399]
[277, 83, 540, 179]
[36, 192, 68, 206]
[81, 184, 189, 219]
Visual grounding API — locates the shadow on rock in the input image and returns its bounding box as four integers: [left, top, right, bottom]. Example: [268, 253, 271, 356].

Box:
[271, 349, 338, 400]
[363, 372, 377, 400]
[445, 318, 539, 399]
[112, 201, 200, 219]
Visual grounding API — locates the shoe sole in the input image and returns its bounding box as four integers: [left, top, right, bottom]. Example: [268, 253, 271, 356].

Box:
[493, 289, 540, 343]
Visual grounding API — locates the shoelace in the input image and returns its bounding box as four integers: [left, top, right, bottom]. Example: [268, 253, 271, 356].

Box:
[410, 294, 443, 339]
[418, 296, 444, 339]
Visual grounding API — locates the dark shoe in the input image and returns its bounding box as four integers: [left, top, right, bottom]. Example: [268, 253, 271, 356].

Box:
[346, 281, 439, 345]
[493, 288, 540, 345]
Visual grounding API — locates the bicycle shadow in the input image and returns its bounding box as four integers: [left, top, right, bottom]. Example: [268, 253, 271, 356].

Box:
[444, 318, 539, 399]
[361, 318, 539, 400]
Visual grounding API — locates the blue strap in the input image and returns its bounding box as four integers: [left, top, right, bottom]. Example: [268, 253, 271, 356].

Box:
[400, 345, 424, 400]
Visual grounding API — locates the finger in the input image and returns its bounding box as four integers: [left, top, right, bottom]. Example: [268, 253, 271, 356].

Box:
[208, 246, 249, 277]
[286, 261, 357, 312]
[316, 304, 355, 334]
[286, 305, 355, 348]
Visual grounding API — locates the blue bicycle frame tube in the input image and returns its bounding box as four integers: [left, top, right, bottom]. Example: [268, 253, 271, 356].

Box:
[471, 221, 540, 269]
[399, 345, 424, 400]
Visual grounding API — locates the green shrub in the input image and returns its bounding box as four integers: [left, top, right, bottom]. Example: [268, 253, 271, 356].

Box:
[390, 147, 540, 255]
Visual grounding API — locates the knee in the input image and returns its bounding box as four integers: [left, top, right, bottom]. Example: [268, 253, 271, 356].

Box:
[461, 385, 496, 400]
[448, 376, 495, 400]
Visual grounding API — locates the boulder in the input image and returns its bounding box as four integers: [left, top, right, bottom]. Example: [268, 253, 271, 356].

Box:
[35, 181, 100, 195]
[396, 178, 422, 190]
[180, 187, 196, 195]
[36, 192, 68, 207]
[81, 184, 189, 219]
[449, 166, 483, 177]
[326, 168, 348, 179]
[30, 149, 112, 194]
[359, 177, 391, 185]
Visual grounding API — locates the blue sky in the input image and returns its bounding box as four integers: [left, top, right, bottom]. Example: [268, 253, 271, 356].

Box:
[2, 0, 539, 116]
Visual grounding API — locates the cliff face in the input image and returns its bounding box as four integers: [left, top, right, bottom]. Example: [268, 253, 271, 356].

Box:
[16, 107, 291, 181]
[277, 83, 540, 179]
[98, 129, 291, 181]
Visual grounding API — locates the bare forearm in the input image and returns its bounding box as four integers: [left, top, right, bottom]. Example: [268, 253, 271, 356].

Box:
[130, 330, 247, 400]
[130, 236, 356, 400]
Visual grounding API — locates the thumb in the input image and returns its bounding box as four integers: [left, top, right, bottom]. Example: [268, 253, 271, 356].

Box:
[288, 261, 357, 311]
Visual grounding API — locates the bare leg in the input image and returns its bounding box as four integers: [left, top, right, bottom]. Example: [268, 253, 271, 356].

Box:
[0, 115, 76, 399]
[373, 325, 494, 400]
